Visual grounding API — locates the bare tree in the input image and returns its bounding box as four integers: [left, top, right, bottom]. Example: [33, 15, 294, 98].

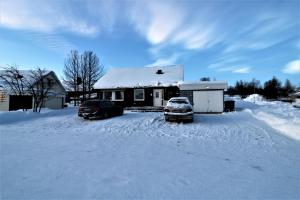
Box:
[80, 53, 88, 100]
[26, 68, 53, 112]
[82, 51, 104, 99]
[63, 50, 81, 105]
[63, 50, 104, 103]
[0, 65, 27, 95]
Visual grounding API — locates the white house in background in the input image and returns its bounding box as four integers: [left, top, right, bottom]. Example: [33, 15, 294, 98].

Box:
[93, 65, 228, 113]
[0, 71, 66, 111]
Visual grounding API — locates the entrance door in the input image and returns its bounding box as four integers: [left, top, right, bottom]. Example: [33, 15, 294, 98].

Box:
[153, 89, 163, 107]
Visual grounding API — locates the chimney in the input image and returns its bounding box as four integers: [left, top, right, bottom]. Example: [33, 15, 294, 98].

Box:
[156, 69, 164, 74]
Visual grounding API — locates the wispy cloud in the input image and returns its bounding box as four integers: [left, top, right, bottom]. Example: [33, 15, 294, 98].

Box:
[224, 10, 298, 53]
[144, 53, 181, 67]
[23, 31, 76, 55]
[129, 1, 187, 45]
[282, 60, 300, 74]
[212, 63, 251, 74]
[1, 0, 299, 74]
[0, 0, 98, 36]
[232, 67, 251, 74]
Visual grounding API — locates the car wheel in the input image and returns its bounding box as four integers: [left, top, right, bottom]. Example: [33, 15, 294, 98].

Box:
[83, 116, 89, 120]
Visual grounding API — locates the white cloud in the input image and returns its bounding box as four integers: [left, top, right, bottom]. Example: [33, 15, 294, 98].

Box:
[232, 67, 251, 74]
[172, 24, 218, 50]
[0, 0, 99, 36]
[129, 1, 186, 45]
[282, 60, 300, 74]
[215, 65, 251, 74]
[128, 0, 223, 51]
[0, 0, 298, 60]
[144, 53, 180, 67]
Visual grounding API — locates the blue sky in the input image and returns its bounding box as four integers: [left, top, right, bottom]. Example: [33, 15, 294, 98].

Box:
[0, 0, 299, 86]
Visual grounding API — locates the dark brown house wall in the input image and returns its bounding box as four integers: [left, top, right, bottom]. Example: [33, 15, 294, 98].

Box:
[164, 86, 180, 101]
[94, 86, 180, 108]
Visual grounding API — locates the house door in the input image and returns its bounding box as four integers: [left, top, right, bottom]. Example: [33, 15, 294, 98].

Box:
[153, 89, 163, 107]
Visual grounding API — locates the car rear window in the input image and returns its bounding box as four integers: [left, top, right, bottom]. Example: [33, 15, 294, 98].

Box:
[81, 101, 101, 107]
[81, 100, 115, 107]
[169, 99, 188, 104]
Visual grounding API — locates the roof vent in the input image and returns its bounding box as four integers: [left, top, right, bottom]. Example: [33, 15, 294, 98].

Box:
[156, 69, 164, 74]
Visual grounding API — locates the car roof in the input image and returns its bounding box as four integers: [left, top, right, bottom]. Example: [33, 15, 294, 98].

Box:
[169, 97, 189, 101]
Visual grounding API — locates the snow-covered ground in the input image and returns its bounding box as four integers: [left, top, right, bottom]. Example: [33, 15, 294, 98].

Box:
[1, 96, 299, 199]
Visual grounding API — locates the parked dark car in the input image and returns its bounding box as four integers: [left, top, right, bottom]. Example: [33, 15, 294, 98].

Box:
[78, 100, 123, 120]
[164, 97, 194, 122]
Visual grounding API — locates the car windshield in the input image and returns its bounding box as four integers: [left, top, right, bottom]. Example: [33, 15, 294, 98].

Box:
[169, 99, 188, 104]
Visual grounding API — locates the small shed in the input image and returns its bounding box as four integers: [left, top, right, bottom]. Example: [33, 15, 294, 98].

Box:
[179, 81, 228, 113]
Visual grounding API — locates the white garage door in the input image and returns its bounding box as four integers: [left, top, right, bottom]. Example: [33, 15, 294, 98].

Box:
[44, 97, 64, 109]
[193, 90, 223, 113]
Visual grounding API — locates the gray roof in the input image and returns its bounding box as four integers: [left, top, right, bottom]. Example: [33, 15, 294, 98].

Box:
[179, 81, 228, 90]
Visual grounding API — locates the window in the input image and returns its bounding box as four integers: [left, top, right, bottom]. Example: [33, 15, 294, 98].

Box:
[155, 91, 160, 98]
[114, 91, 124, 101]
[104, 91, 112, 100]
[0, 90, 6, 102]
[134, 89, 144, 101]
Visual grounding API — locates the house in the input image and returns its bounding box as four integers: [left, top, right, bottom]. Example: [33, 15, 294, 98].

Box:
[0, 71, 66, 111]
[93, 65, 228, 113]
[93, 65, 183, 107]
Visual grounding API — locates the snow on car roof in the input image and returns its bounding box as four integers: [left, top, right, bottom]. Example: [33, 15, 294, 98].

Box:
[169, 97, 189, 101]
[93, 65, 184, 89]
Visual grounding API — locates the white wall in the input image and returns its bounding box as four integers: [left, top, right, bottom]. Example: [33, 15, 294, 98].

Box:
[0, 95, 10, 111]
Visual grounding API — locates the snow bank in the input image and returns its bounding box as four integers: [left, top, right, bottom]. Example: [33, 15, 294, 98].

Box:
[1, 99, 299, 199]
[236, 96, 300, 141]
[244, 94, 264, 102]
[0, 108, 74, 125]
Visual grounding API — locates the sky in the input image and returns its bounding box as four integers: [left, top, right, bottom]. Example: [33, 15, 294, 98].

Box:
[0, 0, 299, 86]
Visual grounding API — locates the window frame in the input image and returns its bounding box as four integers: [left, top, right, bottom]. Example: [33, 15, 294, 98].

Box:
[134, 89, 145, 101]
[114, 91, 124, 101]
[104, 91, 112, 100]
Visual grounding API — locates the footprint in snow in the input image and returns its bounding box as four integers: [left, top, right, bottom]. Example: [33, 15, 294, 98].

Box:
[251, 165, 264, 172]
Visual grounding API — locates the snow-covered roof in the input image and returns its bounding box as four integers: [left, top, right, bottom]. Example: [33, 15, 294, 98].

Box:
[179, 81, 228, 90]
[93, 65, 184, 89]
[0, 70, 66, 94]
